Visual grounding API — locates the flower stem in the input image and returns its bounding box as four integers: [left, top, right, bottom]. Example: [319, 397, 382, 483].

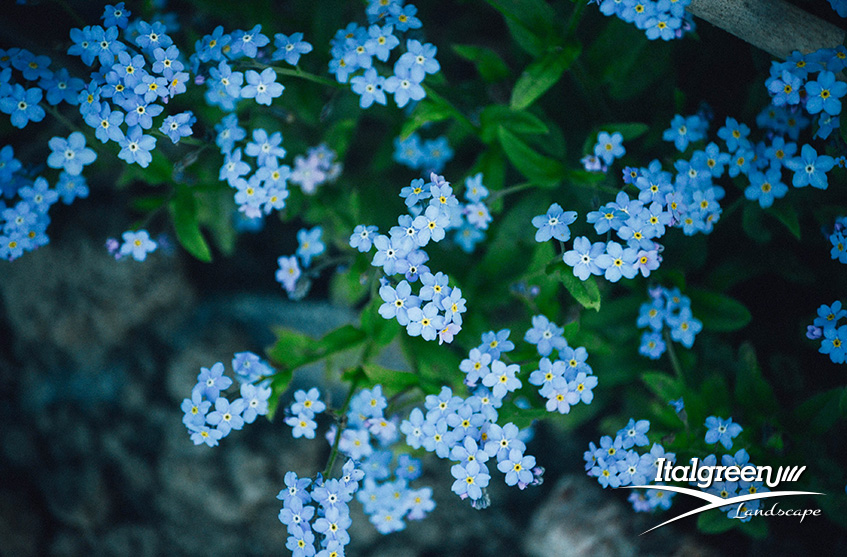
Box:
[663, 329, 684, 382]
[322, 374, 362, 478]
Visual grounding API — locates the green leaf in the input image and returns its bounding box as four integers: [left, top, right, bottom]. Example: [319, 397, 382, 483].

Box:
[169, 189, 213, 262]
[266, 369, 293, 421]
[642, 372, 683, 401]
[497, 126, 566, 185]
[687, 288, 752, 332]
[358, 363, 419, 393]
[742, 204, 772, 244]
[734, 343, 778, 414]
[696, 509, 737, 534]
[485, 0, 559, 56]
[399, 97, 453, 140]
[266, 325, 366, 372]
[480, 105, 548, 143]
[548, 261, 601, 311]
[767, 202, 801, 240]
[795, 387, 843, 434]
[361, 298, 400, 347]
[510, 43, 581, 111]
[452, 44, 510, 82]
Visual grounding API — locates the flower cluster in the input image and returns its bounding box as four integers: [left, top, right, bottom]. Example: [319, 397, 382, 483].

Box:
[0, 154, 60, 260]
[565, 184, 669, 281]
[694, 448, 768, 522]
[592, 0, 695, 41]
[393, 132, 454, 174]
[828, 216, 847, 264]
[181, 352, 272, 447]
[193, 23, 303, 109]
[637, 285, 702, 358]
[276, 460, 363, 556]
[284, 388, 326, 439]
[330, 1, 438, 109]
[276, 226, 326, 299]
[765, 48, 847, 137]
[585, 419, 677, 512]
[401, 381, 542, 507]
[350, 172, 494, 344]
[327, 385, 435, 534]
[523, 315, 598, 414]
[807, 301, 847, 364]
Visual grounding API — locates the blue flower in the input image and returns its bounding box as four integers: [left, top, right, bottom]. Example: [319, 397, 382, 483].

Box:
[46, 132, 96, 176]
[350, 224, 378, 252]
[498, 448, 536, 487]
[413, 204, 450, 245]
[160, 111, 195, 144]
[273, 32, 313, 65]
[667, 306, 702, 348]
[814, 301, 846, 329]
[479, 329, 514, 360]
[135, 21, 172, 52]
[56, 171, 89, 204]
[276, 255, 300, 293]
[245, 128, 286, 166]
[532, 203, 577, 242]
[397, 40, 439, 82]
[481, 360, 521, 399]
[207, 397, 246, 436]
[617, 418, 650, 449]
[118, 127, 156, 168]
[594, 131, 625, 165]
[102, 3, 130, 28]
[669, 397, 685, 413]
[451, 460, 489, 501]
[188, 424, 223, 447]
[387, 3, 423, 32]
[85, 103, 125, 143]
[242, 67, 284, 105]
[296, 227, 325, 267]
[384, 63, 425, 108]
[365, 24, 399, 62]
[563, 236, 606, 280]
[0, 85, 45, 128]
[805, 70, 847, 116]
[289, 388, 325, 418]
[745, 168, 787, 208]
[181, 386, 211, 428]
[351, 67, 387, 109]
[766, 69, 802, 106]
[119, 229, 157, 261]
[784, 143, 835, 189]
[285, 413, 318, 439]
[717, 117, 751, 153]
[704, 416, 742, 449]
[595, 241, 638, 282]
[524, 314, 568, 357]
[122, 97, 164, 129]
[639, 331, 666, 359]
[230, 25, 269, 59]
[196, 362, 232, 400]
[662, 114, 707, 152]
[820, 325, 847, 363]
[379, 280, 419, 325]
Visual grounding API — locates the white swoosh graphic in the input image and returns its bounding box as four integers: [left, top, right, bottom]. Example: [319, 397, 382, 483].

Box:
[621, 485, 825, 534]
